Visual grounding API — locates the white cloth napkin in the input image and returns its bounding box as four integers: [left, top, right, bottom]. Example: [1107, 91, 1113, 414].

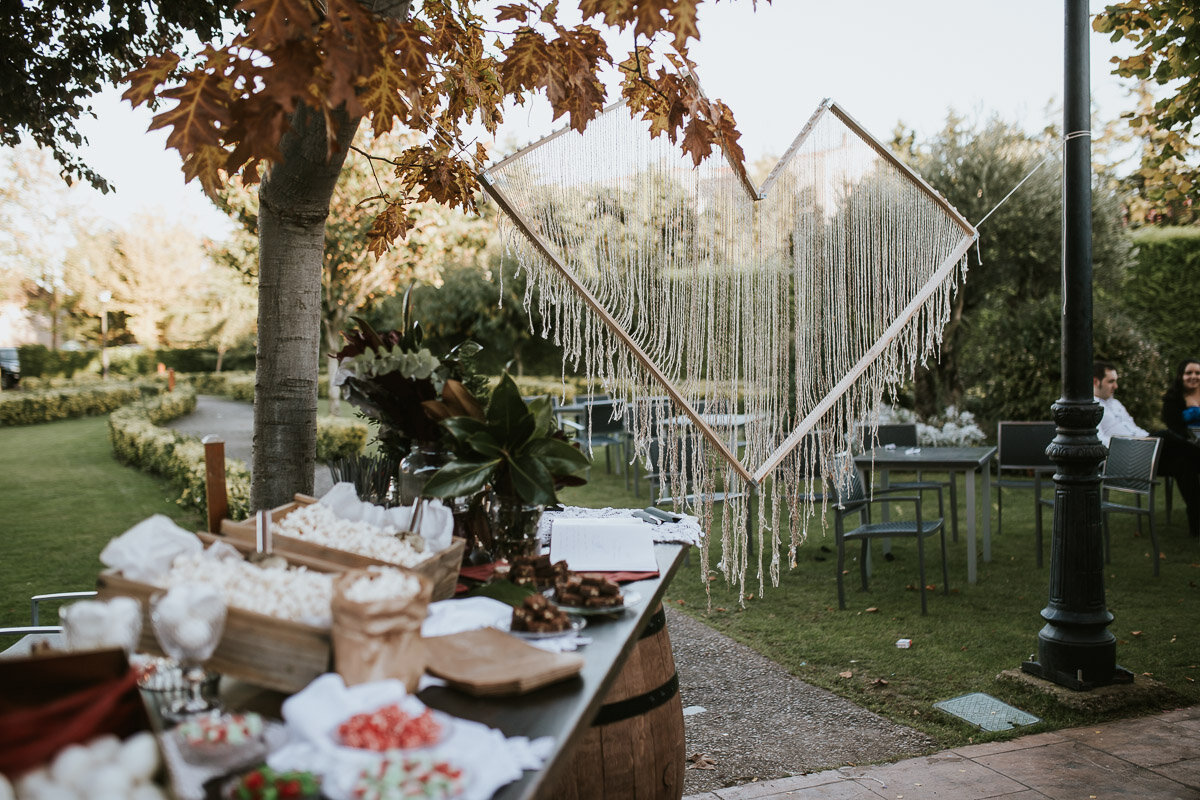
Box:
[321, 482, 454, 553]
[269, 674, 552, 800]
[99, 514, 203, 582]
[538, 505, 702, 547]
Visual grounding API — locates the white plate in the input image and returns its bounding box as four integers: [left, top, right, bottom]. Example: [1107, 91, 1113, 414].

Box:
[508, 616, 587, 640]
[552, 589, 644, 616]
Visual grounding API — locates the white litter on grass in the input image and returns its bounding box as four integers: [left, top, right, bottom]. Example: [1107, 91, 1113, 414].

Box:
[682, 706, 707, 717]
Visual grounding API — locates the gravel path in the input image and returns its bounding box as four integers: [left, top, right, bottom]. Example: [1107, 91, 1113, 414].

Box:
[667, 607, 935, 795]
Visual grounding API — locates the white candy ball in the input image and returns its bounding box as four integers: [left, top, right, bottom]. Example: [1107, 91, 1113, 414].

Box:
[117, 732, 160, 782]
[49, 745, 92, 787]
[88, 765, 133, 796]
[86, 734, 121, 762]
[0, 773, 12, 800]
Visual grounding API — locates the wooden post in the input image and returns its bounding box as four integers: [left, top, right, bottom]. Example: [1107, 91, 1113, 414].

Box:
[167, 368, 176, 392]
[203, 435, 228, 533]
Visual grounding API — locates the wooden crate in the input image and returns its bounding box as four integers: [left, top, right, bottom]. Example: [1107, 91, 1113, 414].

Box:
[218, 495, 465, 601]
[95, 571, 331, 695]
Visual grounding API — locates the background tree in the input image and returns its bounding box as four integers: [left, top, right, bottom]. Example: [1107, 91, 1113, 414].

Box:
[1, 1, 238, 190]
[65, 215, 218, 347]
[1095, 1, 1200, 225]
[123, 0, 744, 508]
[891, 115, 1132, 420]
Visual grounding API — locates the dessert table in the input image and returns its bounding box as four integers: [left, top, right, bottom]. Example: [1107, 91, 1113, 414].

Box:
[221, 541, 690, 800]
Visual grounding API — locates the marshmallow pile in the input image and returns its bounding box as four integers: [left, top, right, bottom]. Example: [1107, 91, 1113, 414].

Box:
[275, 503, 429, 567]
[166, 553, 334, 627]
[342, 568, 424, 604]
[3, 732, 164, 800]
[59, 596, 141, 654]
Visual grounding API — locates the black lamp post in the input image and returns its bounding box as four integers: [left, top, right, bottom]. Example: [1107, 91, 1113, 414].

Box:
[1021, 0, 1133, 690]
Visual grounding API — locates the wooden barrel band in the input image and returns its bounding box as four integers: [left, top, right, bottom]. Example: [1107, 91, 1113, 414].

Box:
[639, 605, 667, 639]
[591, 672, 679, 727]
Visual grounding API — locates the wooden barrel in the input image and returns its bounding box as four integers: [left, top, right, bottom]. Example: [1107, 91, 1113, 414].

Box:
[543, 604, 685, 800]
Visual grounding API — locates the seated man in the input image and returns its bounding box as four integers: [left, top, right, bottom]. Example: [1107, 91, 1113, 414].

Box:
[1094, 360, 1200, 538]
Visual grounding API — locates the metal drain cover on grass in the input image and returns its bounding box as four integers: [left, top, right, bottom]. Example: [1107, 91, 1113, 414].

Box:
[934, 692, 1040, 731]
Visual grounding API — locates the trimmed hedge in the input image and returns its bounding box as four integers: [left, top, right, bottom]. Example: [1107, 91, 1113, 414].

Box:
[108, 386, 367, 521]
[109, 387, 253, 521]
[1123, 226, 1200, 372]
[0, 379, 166, 426]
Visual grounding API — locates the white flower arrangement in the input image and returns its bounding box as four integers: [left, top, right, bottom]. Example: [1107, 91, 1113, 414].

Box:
[335, 345, 442, 388]
[871, 403, 986, 447]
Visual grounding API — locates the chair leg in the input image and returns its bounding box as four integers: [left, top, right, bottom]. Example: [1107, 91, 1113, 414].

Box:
[1149, 512, 1160, 577]
[948, 477, 959, 542]
[859, 540, 870, 591]
[836, 523, 847, 610]
[996, 482, 1003, 538]
[1034, 497, 1044, 569]
[917, 532, 928, 615]
[939, 528, 949, 597]
[1135, 494, 1143, 535]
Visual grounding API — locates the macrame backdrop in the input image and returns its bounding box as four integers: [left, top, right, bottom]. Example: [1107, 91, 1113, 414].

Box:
[480, 100, 977, 601]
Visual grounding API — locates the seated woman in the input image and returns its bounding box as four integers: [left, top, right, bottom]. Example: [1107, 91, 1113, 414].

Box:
[1162, 358, 1200, 442]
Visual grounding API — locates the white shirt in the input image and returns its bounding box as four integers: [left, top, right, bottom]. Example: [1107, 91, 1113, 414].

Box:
[1095, 395, 1148, 447]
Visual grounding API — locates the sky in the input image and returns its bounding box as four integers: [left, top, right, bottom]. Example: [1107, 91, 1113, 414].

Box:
[70, 0, 1137, 240]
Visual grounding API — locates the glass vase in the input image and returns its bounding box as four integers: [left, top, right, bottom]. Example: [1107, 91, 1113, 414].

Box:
[395, 445, 452, 505]
[489, 496, 544, 561]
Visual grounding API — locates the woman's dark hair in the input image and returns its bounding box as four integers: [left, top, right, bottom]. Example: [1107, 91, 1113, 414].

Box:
[1168, 358, 1200, 397]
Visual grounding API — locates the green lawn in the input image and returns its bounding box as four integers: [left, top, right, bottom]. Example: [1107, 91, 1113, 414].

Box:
[3, 418, 1197, 752]
[0, 416, 203, 629]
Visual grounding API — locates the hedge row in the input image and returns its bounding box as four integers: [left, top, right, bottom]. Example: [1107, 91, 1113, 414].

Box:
[16, 344, 256, 379]
[108, 387, 367, 522]
[107, 387, 252, 521]
[0, 379, 167, 426]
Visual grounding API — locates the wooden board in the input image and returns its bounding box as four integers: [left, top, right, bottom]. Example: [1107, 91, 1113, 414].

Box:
[218, 497, 464, 600]
[424, 628, 584, 697]
[95, 571, 331, 695]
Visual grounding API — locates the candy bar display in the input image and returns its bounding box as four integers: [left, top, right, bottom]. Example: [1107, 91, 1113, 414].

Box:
[273, 503, 428, 566]
[350, 755, 464, 800]
[510, 594, 572, 634]
[337, 704, 442, 751]
[506, 555, 569, 590]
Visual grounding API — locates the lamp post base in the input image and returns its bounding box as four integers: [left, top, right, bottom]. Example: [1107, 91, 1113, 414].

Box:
[1022, 629, 1134, 691]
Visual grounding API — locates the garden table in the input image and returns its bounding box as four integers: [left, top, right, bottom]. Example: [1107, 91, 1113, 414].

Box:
[854, 446, 996, 584]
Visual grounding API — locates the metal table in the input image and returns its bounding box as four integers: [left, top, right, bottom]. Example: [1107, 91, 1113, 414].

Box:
[854, 446, 996, 584]
[225, 542, 689, 800]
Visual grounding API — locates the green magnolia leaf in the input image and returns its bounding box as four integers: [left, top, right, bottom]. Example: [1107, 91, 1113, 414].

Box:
[467, 430, 503, 458]
[449, 339, 483, 359]
[527, 395, 555, 437]
[421, 458, 500, 498]
[508, 453, 557, 506]
[486, 373, 536, 449]
[527, 436, 591, 478]
[442, 415, 489, 442]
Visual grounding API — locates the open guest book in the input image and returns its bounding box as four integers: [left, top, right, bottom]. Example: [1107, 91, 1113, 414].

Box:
[548, 518, 658, 572]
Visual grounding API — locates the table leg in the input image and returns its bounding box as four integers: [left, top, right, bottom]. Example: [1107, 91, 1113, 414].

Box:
[966, 468, 977, 584]
[982, 461, 992, 564]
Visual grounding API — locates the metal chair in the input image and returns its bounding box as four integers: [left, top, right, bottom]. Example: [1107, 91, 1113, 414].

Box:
[856, 423, 951, 540]
[1100, 435, 1163, 576]
[576, 399, 627, 475]
[994, 421, 1056, 560]
[828, 457, 949, 615]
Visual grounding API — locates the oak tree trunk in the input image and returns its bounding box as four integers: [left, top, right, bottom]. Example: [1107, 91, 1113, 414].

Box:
[252, 105, 360, 509]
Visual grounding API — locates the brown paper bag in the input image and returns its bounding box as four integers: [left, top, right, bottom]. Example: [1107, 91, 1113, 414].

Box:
[331, 569, 432, 690]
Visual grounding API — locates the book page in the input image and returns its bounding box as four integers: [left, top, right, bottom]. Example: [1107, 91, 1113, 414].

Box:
[548, 517, 659, 572]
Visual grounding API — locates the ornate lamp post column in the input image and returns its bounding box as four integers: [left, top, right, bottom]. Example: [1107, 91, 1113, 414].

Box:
[99, 290, 112, 380]
[1021, 0, 1132, 690]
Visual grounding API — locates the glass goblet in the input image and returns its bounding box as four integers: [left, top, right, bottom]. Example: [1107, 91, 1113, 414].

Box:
[150, 583, 227, 719]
